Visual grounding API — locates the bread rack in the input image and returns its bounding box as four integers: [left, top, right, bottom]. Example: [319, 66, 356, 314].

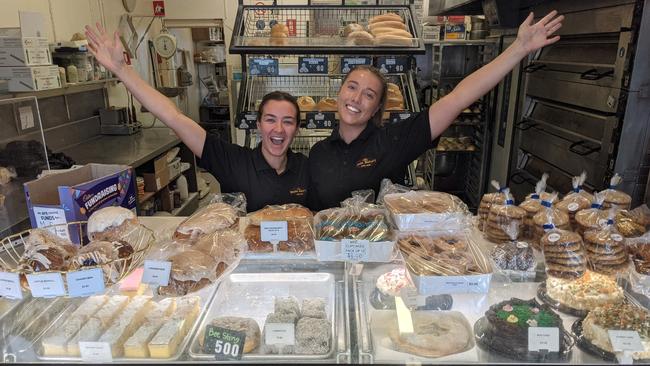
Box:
[0, 222, 154, 292]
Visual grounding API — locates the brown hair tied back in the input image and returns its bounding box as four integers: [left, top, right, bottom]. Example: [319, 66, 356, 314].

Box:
[257, 90, 301, 124]
[341, 65, 388, 127]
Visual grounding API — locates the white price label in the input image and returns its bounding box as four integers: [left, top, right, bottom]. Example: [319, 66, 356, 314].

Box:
[399, 287, 426, 307]
[19, 105, 35, 130]
[264, 323, 295, 345]
[142, 260, 172, 286]
[260, 221, 288, 243]
[0, 272, 23, 300]
[79, 341, 113, 362]
[66, 268, 105, 297]
[608, 330, 644, 352]
[341, 239, 370, 262]
[528, 327, 560, 352]
[547, 233, 561, 242]
[611, 234, 623, 242]
[32, 206, 70, 240]
[567, 202, 579, 212]
[26, 272, 66, 298]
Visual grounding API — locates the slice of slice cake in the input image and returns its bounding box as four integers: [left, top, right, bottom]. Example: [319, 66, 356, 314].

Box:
[98, 296, 152, 357]
[123, 318, 165, 358]
[148, 318, 186, 358]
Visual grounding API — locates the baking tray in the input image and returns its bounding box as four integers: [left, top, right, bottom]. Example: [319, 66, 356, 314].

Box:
[33, 283, 219, 362]
[572, 318, 650, 363]
[0, 296, 25, 324]
[188, 272, 337, 361]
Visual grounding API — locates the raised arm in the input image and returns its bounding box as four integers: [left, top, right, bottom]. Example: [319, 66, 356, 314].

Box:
[427, 11, 564, 140]
[85, 23, 206, 157]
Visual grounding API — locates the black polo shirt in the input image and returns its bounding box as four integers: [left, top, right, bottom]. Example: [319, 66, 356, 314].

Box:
[308, 111, 438, 210]
[198, 133, 309, 212]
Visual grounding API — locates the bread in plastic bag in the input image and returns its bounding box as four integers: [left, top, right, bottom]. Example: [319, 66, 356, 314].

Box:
[615, 204, 649, 238]
[531, 193, 569, 250]
[519, 174, 548, 240]
[556, 172, 593, 230]
[601, 173, 632, 210]
[583, 210, 630, 276]
[244, 204, 314, 254]
[540, 220, 587, 280]
[383, 189, 470, 232]
[478, 180, 508, 232]
[173, 201, 240, 243]
[484, 190, 525, 243]
[157, 249, 221, 296]
[315, 205, 392, 242]
[86, 206, 139, 242]
[489, 221, 536, 278]
[575, 191, 609, 236]
[628, 231, 650, 275]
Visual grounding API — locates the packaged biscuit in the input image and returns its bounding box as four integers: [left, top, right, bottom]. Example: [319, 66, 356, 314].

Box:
[615, 204, 650, 238]
[601, 173, 632, 210]
[556, 172, 593, 230]
[540, 211, 587, 281]
[575, 192, 609, 236]
[489, 221, 537, 280]
[478, 180, 508, 232]
[519, 174, 548, 240]
[583, 210, 630, 276]
[244, 204, 314, 255]
[531, 193, 570, 250]
[484, 190, 525, 243]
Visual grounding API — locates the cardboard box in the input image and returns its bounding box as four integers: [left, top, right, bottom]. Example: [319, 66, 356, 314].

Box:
[0, 47, 52, 66]
[191, 27, 222, 42]
[143, 167, 170, 192]
[444, 24, 466, 40]
[168, 158, 182, 179]
[24, 164, 137, 244]
[0, 65, 61, 92]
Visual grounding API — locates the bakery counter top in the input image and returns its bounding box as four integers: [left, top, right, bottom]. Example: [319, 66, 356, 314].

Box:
[59, 128, 181, 168]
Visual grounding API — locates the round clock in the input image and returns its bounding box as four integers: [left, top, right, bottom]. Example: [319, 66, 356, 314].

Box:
[153, 31, 177, 59]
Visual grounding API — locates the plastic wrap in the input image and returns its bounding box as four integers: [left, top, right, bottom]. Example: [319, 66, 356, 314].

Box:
[531, 193, 570, 250]
[478, 180, 507, 232]
[556, 172, 593, 230]
[19, 228, 78, 273]
[484, 190, 525, 243]
[615, 204, 649, 238]
[575, 191, 609, 236]
[208, 192, 247, 216]
[314, 202, 396, 262]
[583, 210, 630, 276]
[489, 222, 536, 281]
[518, 174, 548, 240]
[397, 231, 492, 294]
[540, 210, 587, 280]
[382, 189, 470, 232]
[376, 178, 411, 205]
[86, 206, 140, 242]
[601, 173, 632, 210]
[244, 204, 314, 255]
[173, 201, 241, 243]
[628, 231, 650, 275]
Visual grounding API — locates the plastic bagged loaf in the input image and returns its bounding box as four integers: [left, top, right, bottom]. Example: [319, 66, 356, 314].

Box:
[518, 174, 548, 240]
[244, 204, 314, 254]
[531, 193, 570, 250]
[583, 210, 630, 276]
[382, 188, 469, 232]
[173, 198, 241, 243]
[489, 221, 537, 279]
[484, 190, 525, 243]
[628, 231, 650, 275]
[615, 204, 650, 238]
[575, 191, 609, 236]
[478, 180, 508, 232]
[556, 172, 593, 230]
[540, 213, 587, 280]
[601, 173, 632, 210]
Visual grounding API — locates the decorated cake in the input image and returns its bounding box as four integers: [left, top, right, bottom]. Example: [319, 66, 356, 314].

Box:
[582, 303, 650, 360]
[369, 267, 452, 310]
[545, 270, 624, 312]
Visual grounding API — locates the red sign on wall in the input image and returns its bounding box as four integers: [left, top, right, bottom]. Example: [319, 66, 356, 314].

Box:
[286, 19, 296, 36]
[153, 1, 165, 16]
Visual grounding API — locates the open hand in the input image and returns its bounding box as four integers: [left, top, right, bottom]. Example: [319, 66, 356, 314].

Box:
[85, 23, 127, 76]
[516, 11, 564, 53]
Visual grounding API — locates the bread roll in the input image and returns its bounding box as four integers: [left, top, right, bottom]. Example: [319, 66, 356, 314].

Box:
[315, 97, 338, 112]
[245, 220, 314, 253]
[386, 97, 405, 111]
[346, 30, 374, 46]
[297, 96, 316, 112]
[374, 34, 414, 46]
[87, 206, 139, 242]
[369, 21, 407, 32]
[369, 13, 403, 24]
[370, 28, 412, 38]
[271, 23, 288, 36]
[343, 23, 364, 37]
[157, 250, 222, 296]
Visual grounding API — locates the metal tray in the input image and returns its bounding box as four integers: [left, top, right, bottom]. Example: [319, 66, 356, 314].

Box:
[188, 272, 337, 361]
[33, 283, 219, 362]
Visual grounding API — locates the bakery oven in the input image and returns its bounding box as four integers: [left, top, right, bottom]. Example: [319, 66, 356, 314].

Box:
[507, 0, 650, 204]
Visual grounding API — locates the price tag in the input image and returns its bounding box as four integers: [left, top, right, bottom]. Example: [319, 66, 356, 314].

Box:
[236, 112, 257, 130]
[528, 327, 560, 352]
[608, 330, 644, 352]
[203, 325, 246, 361]
[298, 57, 328, 74]
[261, 221, 288, 243]
[305, 112, 335, 129]
[26, 272, 66, 298]
[249, 58, 279, 76]
[342, 239, 370, 262]
[399, 287, 426, 308]
[376, 56, 409, 74]
[66, 268, 105, 297]
[264, 323, 295, 345]
[341, 56, 372, 73]
[142, 260, 172, 286]
[79, 341, 113, 362]
[32, 206, 70, 240]
[388, 112, 413, 124]
[0, 272, 23, 300]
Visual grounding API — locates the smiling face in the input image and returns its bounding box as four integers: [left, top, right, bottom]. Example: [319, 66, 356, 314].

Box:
[257, 99, 299, 159]
[338, 68, 385, 128]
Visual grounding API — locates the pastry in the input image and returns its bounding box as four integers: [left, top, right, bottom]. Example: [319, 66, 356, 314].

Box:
[368, 20, 407, 32]
[628, 236, 650, 274]
[73, 240, 133, 284]
[385, 96, 405, 110]
[490, 241, 536, 272]
[87, 206, 139, 242]
[148, 319, 186, 358]
[173, 202, 239, 242]
[123, 318, 165, 358]
[383, 190, 468, 219]
[262, 312, 297, 355]
[301, 298, 327, 319]
[270, 23, 288, 46]
[575, 208, 609, 236]
[369, 267, 453, 310]
[343, 23, 364, 37]
[315, 97, 338, 112]
[582, 303, 650, 360]
[346, 30, 374, 46]
[541, 230, 586, 279]
[388, 311, 472, 358]
[157, 250, 222, 296]
[275, 296, 301, 318]
[583, 226, 629, 275]
[373, 33, 415, 46]
[615, 210, 647, 238]
[485, 202, 526, 243]
[478, 182, 508, 231]
[297, 96, 316, 112]
[20, 228, 78, 273]
[198, 316, 260, 353]
[295, 317, 331, 355]
[399, 234, 487, 276]
[370, 28, 413, 38]
[98, 296, 152, 357]
[545, 270, 625, 311]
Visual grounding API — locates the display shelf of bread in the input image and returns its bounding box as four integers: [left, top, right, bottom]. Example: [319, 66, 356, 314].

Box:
[435, 136, 477, 152]
[230, 5, 423, 53]
[383, 190, 470, 231]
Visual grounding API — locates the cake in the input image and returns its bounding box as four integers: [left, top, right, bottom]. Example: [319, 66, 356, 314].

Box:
[545, 270, 625, 311]
[295, 317, 331, 355]
[582, 303, 650, 359]
[148, 319, 186, 358]
[369, 267, 453, 310]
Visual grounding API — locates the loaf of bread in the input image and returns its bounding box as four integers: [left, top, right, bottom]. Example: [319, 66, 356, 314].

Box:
[270, 23, 288, 46]
[343, 23, 364, 37]
[369, 13, 403, 24]
[297, 96, 316, 112]
[346, 30, 374, 46]
[157, 250, 223, 296]
[369, 21, 407, 32]
[315, 97, 338, 112]
[374, 34, 414, 46]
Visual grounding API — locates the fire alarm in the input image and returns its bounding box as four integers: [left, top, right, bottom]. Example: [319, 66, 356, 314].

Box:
[153, 1, 165, 16]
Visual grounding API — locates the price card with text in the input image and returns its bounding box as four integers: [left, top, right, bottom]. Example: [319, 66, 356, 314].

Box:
[79, 341, 113, 362]
[0, 272, 23, 300]
[342, 239, 370, 262]
[298, 57, 328, 74]
[203, 325, 246, 361]
[264, 323, 295, 345]
[399, 287, 426, 308]
[249, 58, 279, 76]
[608, 330, 644, 352]
[26, 272, 66, 298]
[305, 112, 335, 129]
[341, 56, 372, 73]
[142, 260, 172, 286]
[376, 56, 409, 74]
[66, 268, 105, 297]
[528, 327, 560, 352]
[261, 221, 288, 243]
[236, 112, 258, 130]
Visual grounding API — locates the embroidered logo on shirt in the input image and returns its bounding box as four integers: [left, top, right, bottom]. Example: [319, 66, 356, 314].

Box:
[356, 157, 377, 168]
[289, 187, 307, 197]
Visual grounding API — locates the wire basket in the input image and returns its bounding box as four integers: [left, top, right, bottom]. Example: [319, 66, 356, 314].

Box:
[0, 222, 154, 291]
